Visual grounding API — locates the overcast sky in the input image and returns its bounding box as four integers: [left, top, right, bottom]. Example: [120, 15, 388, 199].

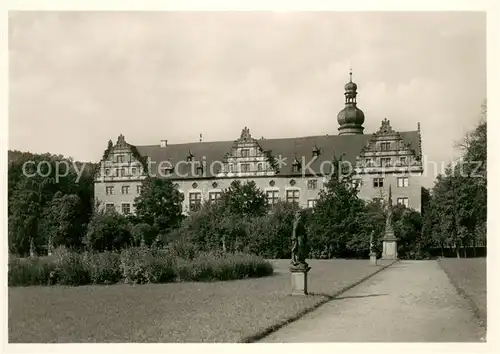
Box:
[8, 11, 486, 186]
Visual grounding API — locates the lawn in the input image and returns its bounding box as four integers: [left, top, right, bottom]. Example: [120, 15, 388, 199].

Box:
[438, 257, 487, 326]
[9, 259, 393, 343]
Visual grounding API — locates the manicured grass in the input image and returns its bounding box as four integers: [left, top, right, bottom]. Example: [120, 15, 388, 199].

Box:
[438, 258, 486, 326]
[9, 259, 393, 343]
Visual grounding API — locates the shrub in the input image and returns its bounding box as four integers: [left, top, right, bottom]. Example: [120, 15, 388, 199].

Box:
[8, 256, 57, 286]
[82, 251, 121, 285]
[83, 211, 132, 252]
[8, 248, 273, 286]
[119, 247, 176, 284]
[175, 252, 274, 282]
[130, 223, 158, 247]
[52, 246, 91, 286]
[165, 239, 198, 260]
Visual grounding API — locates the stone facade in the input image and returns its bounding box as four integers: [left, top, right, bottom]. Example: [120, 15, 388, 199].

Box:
[94, 74, 424, 214]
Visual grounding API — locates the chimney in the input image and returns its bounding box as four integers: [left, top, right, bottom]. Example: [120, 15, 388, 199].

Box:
[160, 140, 168, 148]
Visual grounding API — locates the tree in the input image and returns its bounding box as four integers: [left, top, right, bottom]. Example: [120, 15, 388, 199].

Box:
[38, 193, 85, 251]
[307, 156, 366, 258]
[219, 180, 268, 217]
[83, 210, 132, 251]
[134, 177, 184, 233]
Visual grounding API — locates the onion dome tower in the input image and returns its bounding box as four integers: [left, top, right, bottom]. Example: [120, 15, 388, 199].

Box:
[337, 70, 365, 135]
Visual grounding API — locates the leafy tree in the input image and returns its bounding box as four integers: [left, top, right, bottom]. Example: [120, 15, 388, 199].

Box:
[38, 193, 85, 251]
[392, 205, 425, 259]
[131, 223, 159, 247]
[83, 210, 132, 251]
[220, 180, 268, 217]
[134, 177, 184, 233]
[307, 156, 366, 258]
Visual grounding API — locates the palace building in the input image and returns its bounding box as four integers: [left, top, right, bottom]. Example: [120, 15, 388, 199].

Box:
[94, 73, 424, 215]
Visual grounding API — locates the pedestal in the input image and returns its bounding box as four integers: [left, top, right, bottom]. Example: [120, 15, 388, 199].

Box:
[381, 236, 398, 260]
[369, 251, 377, 266]
[290, 264, 311, 296]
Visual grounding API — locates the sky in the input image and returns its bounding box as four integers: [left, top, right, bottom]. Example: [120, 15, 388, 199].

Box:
[8, 11, 486, 187]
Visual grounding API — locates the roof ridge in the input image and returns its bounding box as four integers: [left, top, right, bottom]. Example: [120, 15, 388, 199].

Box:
[135, 130, 419, 148]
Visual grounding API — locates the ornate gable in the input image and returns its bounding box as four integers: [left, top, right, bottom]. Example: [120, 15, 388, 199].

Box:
[97, 134, 148, 181]
[356, 119, 422, 171]
[216, 127, 278, 177]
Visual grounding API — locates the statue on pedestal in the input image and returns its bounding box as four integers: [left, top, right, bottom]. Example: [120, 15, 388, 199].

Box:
[291, 210, 309, 269]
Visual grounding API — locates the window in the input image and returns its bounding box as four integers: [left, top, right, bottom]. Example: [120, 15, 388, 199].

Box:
[116, 155, 124, 163]
[105, 203, 115, 213]
[229, 164, 234, 173]
[106, 186, 114, 195]
[208, 192, 222, 203]
[122, 203, 131, 215]
[380, 142, 390, 151]
[121, 185, 130, 194]
[266, 190, 279, 208]
[137, 185, 142, 194]
[241, 149, 249, 157]
[257, 163, 263, 172]
[105, 168, 111, 176]
[286, 189, 300, 205]
[400, 156, 407, 165]
[130, 167, 137, 176]
[117, 167, 126, 177]
[365, 158, 373, 167]
[307, 199, 317, 208]
[241, 163, 250, 173]
[373, 178, 384, 188]
[189, 192, 202, 211]
[381, 158, 391, 167]
[196, 166, 203, 175]
[352, 179, 362, 188]
[397, 197, 409, 208]
[397, 177, 409, 187]
[307, 179, 318, 190]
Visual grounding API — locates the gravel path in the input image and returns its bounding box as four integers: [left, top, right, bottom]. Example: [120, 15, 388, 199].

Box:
[261, 260, 486, 342]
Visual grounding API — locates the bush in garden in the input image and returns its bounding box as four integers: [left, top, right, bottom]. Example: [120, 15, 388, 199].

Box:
[119, 247, 176, 284]
[8, 256, 57, 286]
[82, 251, 122, 285]
[130, 223, 158, 247]
[8, 248, 274, 286]
[83, 211, 133, 252]
[51, 246, 91, 286]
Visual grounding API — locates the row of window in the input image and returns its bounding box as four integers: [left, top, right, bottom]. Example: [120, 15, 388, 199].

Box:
[105, 203, 131, 214]
[104, 167, 142, 177]
[363, 156, 409, 167]
[373, 197, 410, 208]
[106, 185, 142, 195]
[104, 176, 407, 196]
[106, 195, 409, 214]
[186, 189, 317, 211]
[370, 177, 409, 189]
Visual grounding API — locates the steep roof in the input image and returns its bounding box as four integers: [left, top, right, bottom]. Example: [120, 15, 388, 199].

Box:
[135, 130, 421, 179]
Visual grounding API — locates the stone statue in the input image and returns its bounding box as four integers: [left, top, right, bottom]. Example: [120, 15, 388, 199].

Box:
[386, 185, 393, 229]
[291, 210, 308, 267]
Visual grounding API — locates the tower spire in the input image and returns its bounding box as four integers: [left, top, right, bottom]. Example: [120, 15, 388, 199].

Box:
[337, 68, 365, 135]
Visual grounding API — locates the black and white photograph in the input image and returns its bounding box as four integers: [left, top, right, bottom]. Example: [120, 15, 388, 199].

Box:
[5, 7, 491, 347]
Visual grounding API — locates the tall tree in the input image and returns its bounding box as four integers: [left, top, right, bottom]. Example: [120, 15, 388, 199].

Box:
[134, 177, 184, 233]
